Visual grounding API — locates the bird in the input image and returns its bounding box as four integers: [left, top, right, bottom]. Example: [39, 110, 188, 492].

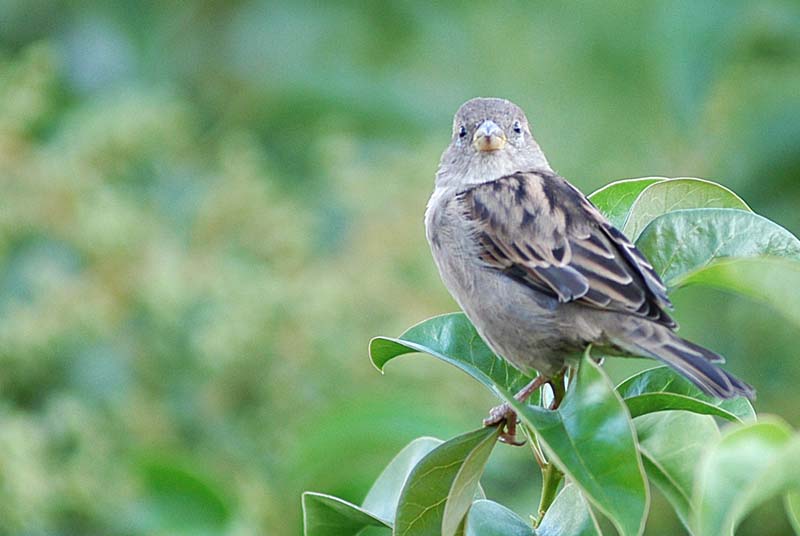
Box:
[424, 97, 754, 443]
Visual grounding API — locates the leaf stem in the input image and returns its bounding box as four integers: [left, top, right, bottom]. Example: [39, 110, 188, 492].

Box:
[533, 367, 568, 526]
[527, 428, 547, 468]
[535, 462, 564, 526]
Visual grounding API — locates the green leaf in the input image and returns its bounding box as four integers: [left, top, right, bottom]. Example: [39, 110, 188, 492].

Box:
[371, 318, 642, 531]
[506, 355, 648, 536]
[303, 437, 449, 534]
[692, 418, 800, 536]
[369, 313, 533, 396]
[635, 208, 800, 288]
[588, 177, 666, 229]
[635, 412, 720, 532]
[362, 437, 444, 523]
[302, 492, 391, 536]
[621, 178, 750, 240]
[786, 491, 800, 535]
[464, 500, 534, 536]
[616, 366, 754, 422]
[395, 426, 500, 536]
[537, 484, 601, 536]
[681, 257, 800, 329]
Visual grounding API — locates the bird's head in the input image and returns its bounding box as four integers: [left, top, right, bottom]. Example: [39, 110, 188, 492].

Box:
[436, 97, 551, 187]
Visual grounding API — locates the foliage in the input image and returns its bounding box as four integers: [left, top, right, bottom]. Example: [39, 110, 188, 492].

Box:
[304, 178, 800, 535]
[1, 2, 799, 534]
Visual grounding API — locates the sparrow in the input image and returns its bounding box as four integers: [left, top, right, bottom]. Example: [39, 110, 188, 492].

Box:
[424, 97, 754, 442]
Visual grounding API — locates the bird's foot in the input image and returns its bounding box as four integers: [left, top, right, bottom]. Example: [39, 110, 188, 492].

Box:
[483, 375, 551, 446]
[483, 375, 550, 446]
[483, 402, 511, 426]
[483, 403, 525, 445]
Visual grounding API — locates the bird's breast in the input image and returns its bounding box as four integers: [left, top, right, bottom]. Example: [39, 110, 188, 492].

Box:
[425, 189, 483, 294]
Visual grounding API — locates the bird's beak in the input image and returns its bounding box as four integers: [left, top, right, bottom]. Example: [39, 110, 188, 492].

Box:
[472, 120, 506, 152]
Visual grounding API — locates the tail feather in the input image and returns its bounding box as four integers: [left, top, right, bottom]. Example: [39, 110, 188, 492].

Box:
[611, 323, 755, 400]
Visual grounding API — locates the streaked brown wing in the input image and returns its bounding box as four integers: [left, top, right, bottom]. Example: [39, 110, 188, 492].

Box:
[457, 171, 675, 328]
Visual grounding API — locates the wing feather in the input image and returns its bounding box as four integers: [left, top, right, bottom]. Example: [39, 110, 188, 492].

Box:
[458, 171, 676, 328]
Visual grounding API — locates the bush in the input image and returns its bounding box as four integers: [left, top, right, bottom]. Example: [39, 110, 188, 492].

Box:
[303, 178, 800, 536]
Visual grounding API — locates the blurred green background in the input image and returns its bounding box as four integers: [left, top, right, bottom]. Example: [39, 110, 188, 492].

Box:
[1, 1, 799, 534]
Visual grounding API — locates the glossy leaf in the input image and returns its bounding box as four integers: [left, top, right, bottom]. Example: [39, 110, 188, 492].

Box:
[537, 484, 601, 536]
[617, 366, 754, 422]
[370, 313, 533, 396]
[377, 327, 648, 536]
[588, 177, 666, 229]
[635, 412, 720, 531]
[362, 437, 443, 523]
[681, 257, 800, 329]
[464, 500, 534, 536]
[302, 492, 390, 536]
[692, 418, 800, 535]
[636, 208, 800, 288]
[506, 355, 648, 536]
[394, 426, 500, 536]
[786, 491, 800, 535]
[622, 178, 750, 240]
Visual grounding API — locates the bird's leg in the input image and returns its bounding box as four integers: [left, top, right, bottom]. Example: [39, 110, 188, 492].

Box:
[483, 375, 549, 445]
[547, 369, 567, 410]
[589, 348, 604, 367]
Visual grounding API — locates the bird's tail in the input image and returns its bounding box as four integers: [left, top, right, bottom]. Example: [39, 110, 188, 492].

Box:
[610, 322, 755, 400]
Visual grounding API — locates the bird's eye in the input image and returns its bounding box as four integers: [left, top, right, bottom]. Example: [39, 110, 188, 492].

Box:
[458, 126, 467, 138]
[512, 121, 522, 134]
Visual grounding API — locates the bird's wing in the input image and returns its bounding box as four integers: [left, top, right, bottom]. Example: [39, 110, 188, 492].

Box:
[457, 171, 676, 328]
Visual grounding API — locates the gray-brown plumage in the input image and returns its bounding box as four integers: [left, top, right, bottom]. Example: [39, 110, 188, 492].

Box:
[425, 97, 754, 403]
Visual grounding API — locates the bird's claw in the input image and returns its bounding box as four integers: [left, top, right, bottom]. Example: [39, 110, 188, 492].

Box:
[483, 402, 511, 426]
[483, 403, 526, 446]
